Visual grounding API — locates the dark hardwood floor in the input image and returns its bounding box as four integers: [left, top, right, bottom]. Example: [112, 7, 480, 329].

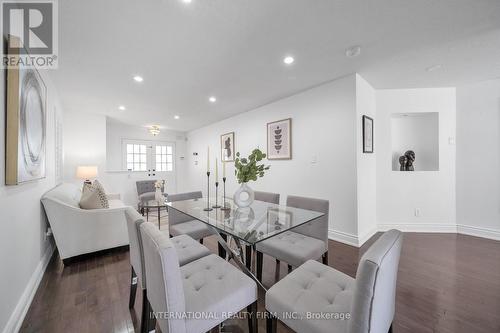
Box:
[20, 231, 500, 333]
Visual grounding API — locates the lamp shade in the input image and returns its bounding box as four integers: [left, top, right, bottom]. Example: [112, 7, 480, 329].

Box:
[76, 166, 98, 180]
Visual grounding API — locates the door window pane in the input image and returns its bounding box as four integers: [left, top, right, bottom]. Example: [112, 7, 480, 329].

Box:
[155, 145, 173, 172]
[126, 144, 147, 171]
[124, 142, 173, 172]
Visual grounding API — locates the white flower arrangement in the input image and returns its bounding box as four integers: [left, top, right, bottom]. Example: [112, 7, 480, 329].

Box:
[154, 180, 164, 189]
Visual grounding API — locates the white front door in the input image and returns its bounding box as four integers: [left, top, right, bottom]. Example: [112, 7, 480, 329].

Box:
[122, 140, 177, 194]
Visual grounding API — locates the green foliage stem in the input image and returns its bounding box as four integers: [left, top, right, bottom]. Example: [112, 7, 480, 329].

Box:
[234, 148, 270, 184]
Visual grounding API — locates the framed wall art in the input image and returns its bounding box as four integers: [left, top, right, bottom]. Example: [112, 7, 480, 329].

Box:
[267, 118, 291, 160]
[362, 115, 374, 153]
[5, 35, 47, 185]
[221, 132, 235, 162]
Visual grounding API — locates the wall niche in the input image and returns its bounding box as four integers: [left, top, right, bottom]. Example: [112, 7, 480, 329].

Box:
[391, 112, 439, 171]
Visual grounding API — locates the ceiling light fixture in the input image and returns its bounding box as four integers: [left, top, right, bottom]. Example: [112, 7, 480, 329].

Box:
[283, 56, 294, 65]
[133, 75, 144, 82]
[118, 105, 126, 111]
[182, 0, 192, 3]
[174, 115, 180, 119]
[149, 125, 160, 136]
[345, 45, 361, 58]
[209, 96, 217, 103]
[426, 64, 442, 72]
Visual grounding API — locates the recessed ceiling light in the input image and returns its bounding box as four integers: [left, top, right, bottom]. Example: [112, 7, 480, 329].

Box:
[426, 64, 442, 72]
[283, 56, 294, 65]
[345, 45, 361, 58]
[118, 105, 126, 111]
[133, 75, 144, 82]
[182, 0, 192, 3]
[174, 115, 180, 119]
[209, 96, 217, 103]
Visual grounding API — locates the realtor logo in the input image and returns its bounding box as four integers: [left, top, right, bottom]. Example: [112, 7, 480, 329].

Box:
[2, 0, 58, 69]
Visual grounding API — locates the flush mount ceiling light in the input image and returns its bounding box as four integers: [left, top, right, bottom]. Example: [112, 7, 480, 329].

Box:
[149, 125, 160, 136]
[283, 56, 295, 65]
[118, 105, 126, 111]
[133, 75, 144, 83]
[174, 115, 180, 119]
[345, 45, 361, 58]
[426, 64, 442, 72]
[209, 96, 217, 103]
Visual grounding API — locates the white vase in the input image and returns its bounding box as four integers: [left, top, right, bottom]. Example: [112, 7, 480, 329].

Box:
[155, 188, 163, 202]
[233, 183, 254, 208]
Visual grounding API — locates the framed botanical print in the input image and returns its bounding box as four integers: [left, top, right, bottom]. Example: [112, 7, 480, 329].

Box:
[362, 115, 374, 153]
[221, 132, 235, 162]
[267, 118, 292, 160]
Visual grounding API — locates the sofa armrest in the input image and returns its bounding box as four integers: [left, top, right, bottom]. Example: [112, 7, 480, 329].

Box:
[41, 198, 131, 259]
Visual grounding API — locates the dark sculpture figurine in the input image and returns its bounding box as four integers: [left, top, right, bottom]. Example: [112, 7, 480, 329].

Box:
[399, 150, 415, 171]
[399, 155, 407, 171]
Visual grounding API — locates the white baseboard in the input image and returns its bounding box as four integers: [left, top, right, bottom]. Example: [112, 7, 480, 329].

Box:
[357, 227, 378, 246]
[2, 243, 55, 333]
[377, 223, 457, 233]
[457, 224, 500, 241]
[328, 229, 359, 247]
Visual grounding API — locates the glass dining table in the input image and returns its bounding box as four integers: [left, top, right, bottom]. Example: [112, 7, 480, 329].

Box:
[166, 197, 324, 291]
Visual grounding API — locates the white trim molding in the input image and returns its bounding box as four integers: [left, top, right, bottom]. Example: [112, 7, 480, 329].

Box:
[331, 223, 500, 249]
[2, 243, 55, 333]
[328, 227, 378, 247]
[457, 224, 500, 241]
[328, 229, 359, 247]
[377, 223, 458, 233]
[357, 227, 378, 247]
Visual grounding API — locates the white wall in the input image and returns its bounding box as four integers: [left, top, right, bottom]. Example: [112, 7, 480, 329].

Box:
[391, 113, 439, 171]
[0, 70, 61, 332]
[63, 111, 107, 184]
[105, 119, 187, 205]
[355, 74, 378, 244]
[106, 119, 187, 172]
[376, 88, 457, 231]
[182, 75, 361, 243]
[456, 79, 500, 240]
[63, 115, 188, 206]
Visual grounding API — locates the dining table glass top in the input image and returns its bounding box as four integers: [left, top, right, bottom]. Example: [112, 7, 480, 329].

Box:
[166, 198, 324, 245]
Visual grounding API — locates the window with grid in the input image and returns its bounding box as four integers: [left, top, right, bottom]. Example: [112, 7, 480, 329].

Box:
[155, 145, 173, 171]
[126, 144, 147, 171]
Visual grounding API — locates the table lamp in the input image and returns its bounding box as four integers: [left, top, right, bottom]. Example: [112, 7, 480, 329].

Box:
[76, 166, 98, 185]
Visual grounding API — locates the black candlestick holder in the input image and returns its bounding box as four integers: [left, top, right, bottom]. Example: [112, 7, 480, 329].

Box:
[212, 182, 221, 208]
[203, 171, 213, 211]
[220, 177, 230, 210]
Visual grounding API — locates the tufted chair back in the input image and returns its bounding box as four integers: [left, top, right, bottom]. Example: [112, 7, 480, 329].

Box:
[136, 180, 164, 196]
[125, 208, 147, 289]
[140, 222, 187, 333]
[349, 229, 403, 333]
[254, 191, 280, 204]
[167, 191, 203, 226]
[286, 195, 329, 250]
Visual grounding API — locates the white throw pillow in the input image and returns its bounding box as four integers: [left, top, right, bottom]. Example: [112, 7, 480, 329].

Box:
[80, 181, 109, 209]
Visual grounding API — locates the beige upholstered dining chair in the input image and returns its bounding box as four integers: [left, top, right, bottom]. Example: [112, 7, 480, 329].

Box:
[256, 195, 329, 281]
[125, 208, 211, 333]
[136, 180, 165, 212]
[265, 229, 403, 333]
[167, 191, 214, 244]
[254, 191, 280, 205]
[140, 221, 259, 333]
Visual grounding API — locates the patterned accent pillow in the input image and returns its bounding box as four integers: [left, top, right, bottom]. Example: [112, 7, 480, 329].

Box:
[93, 179, 106, 194]
[79, 180, 109, 209]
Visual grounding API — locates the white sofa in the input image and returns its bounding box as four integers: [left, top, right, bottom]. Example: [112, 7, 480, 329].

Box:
[41, 183, 129, 262]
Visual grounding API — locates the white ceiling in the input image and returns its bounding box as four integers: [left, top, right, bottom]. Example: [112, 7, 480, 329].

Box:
[53, 0, 500, 131]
